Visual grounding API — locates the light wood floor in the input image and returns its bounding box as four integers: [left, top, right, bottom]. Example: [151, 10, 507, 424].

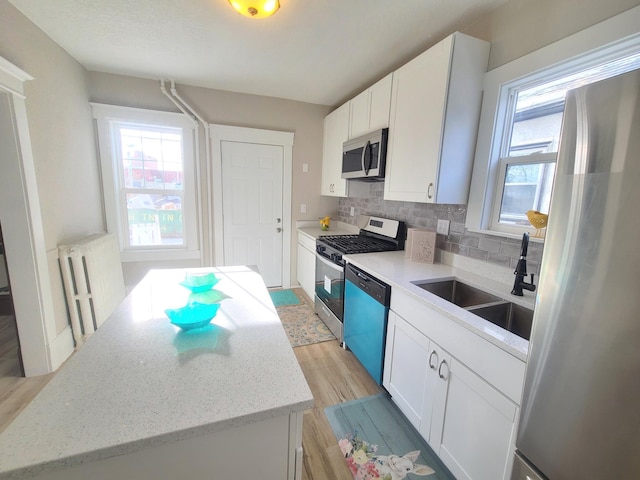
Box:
[0, 307, 384, 480]
[296, 340, 383, 480]
[0, 315, 55, 434]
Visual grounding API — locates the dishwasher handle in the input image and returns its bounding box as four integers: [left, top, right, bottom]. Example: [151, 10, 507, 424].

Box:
[345, 263, 391, 307]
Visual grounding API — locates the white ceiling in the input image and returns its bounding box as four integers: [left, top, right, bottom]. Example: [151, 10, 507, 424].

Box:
[9, 0, 508, 106]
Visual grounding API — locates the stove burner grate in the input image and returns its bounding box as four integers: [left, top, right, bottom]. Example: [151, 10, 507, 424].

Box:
[319, 234, 397, 254]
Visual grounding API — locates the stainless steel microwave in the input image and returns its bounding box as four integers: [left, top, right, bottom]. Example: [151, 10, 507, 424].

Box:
[341, 128, 388, 181]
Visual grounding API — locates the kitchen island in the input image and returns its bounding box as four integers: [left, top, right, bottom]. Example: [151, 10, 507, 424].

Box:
[0, 266, 314, 480]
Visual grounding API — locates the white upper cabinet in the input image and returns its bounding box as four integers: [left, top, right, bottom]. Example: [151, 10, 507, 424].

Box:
[384, 32, 490, 204]
[349, 73, 393, 138]
[321, 102, 349, 197]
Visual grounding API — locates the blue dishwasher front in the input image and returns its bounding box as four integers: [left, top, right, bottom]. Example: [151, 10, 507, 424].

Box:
[343, 263, 391, 385]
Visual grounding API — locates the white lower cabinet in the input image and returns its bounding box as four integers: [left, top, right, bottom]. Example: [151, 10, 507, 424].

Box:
[383, 310, 430, 429]
[296, 232, 316, 300]
[384, 303, 522, 480]
[435, 357, 518, 480]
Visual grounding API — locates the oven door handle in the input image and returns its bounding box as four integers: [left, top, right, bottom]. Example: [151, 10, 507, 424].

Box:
[316, 252, 344, 273]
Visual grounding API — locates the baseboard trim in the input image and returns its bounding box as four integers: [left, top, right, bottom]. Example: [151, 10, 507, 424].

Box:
[48, 325, 74, 372]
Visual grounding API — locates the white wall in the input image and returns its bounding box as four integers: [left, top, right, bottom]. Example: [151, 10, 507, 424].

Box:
[463, 0, 640, 69]
[0, 0, 104, 361]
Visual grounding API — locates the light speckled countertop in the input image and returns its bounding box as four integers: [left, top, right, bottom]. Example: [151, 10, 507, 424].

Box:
[0, 266, 314, 479]
[297, 220, 359, 240]
[343, 251, 533, 362]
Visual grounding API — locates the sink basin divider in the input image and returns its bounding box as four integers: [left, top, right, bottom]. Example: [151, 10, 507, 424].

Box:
[411, 278, 533, 340]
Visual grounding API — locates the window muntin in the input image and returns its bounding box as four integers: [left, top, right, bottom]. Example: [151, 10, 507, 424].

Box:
[491, 52, 640, 233]
[497, 158, 556, 225]
[113, 123, 186, 248]
[119, 126, 183, 189]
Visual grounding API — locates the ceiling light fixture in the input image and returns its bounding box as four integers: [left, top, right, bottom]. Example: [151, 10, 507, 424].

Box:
[228, 0, 280, 18]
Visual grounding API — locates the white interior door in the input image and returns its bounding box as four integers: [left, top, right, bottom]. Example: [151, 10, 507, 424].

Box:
[221, 140, 284, 287]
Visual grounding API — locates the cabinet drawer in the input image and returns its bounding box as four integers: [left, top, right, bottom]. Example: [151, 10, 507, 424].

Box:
[297, 232, 315, 252]
[391, 288, 525, 404]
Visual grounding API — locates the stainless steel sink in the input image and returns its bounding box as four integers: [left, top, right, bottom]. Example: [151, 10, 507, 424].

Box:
[411, 279, 533, 340]
[467, 302, 533, 340]
[412, 279, 502, 308]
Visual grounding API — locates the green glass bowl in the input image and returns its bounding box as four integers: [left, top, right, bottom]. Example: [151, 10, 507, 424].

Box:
[165, 302, 221, 330]
[179, 272, 219, 293]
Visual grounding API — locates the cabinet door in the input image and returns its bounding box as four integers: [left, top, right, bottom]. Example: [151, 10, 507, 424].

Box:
[384, 36, 451, 203]
[321, 103, 349, 197]
[419, 342, 450, 449]
[349, 74, 393, 138]
[367, 73, 392, 132]
[435, 357, 519, 480]
[349, 89, 370, 139]
[383, 311, 430, 429]
[296, 242, 316, 301]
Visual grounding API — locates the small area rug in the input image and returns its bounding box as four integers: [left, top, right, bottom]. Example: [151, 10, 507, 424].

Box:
[269, 288, 301, 306]
[325, 393, 455, 480]
[273, 289, 335, 347]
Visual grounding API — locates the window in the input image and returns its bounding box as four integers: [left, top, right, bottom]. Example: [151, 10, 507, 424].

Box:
[466, 9, 640, 239]
[92, 104, 200, 261]
[491, 53, 640, 233]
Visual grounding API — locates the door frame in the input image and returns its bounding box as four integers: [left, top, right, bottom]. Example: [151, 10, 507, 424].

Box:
[210, 125, 294, 288]
[0, 56, 63, 376]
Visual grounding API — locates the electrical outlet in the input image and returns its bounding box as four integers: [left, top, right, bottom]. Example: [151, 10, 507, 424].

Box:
[302, 163, 308, 173]
[350, 207, 355, 216]
[300, 203, 307, 214]
[436, 219, 450, 236]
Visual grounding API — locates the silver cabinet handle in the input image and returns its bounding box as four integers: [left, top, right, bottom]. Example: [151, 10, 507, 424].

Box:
[438, 359, 448, 380]
[428, 350, 438, 370]
[277, 227, 282, 233]
[427, 182, 434, 199]
[276, 218, 281, 223]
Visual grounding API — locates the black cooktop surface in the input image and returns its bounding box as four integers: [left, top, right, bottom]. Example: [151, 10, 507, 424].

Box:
[318, 234, 398, 254]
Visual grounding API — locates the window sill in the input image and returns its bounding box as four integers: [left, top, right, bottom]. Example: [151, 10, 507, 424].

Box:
[466, 227, 545, 244]
[120, 248, 201, 263]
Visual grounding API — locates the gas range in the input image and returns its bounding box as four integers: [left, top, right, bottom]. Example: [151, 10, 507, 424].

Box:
[314, 216, 405, 345]
[316, 216, 406, 267]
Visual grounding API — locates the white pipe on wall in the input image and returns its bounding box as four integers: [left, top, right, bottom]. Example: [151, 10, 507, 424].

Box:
[159, 79, 206, 266]
[165, 80, 214, 266]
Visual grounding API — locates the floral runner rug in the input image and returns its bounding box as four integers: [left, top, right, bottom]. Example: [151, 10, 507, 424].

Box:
[274, 289, 335, 347]
[325, 393, 455, 480]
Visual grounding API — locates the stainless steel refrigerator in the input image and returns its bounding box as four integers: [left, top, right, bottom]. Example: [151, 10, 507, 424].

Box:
[512, 69, 640, 479]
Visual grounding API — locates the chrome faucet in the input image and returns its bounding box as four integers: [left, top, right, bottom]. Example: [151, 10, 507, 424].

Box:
[512, 232, 536, 296]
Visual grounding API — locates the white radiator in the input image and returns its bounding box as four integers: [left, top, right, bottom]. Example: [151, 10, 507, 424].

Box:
[59, 233, 125, 346]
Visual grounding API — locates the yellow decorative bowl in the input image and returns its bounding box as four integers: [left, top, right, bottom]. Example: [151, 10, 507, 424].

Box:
[526, 210, 548, 237]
